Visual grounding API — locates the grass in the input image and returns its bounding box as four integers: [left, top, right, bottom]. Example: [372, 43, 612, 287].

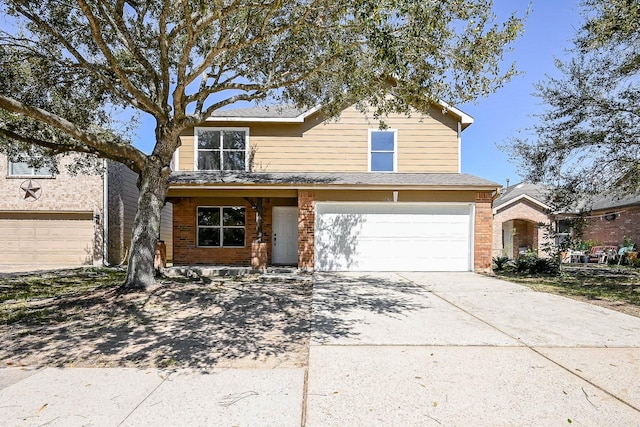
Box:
[495, 265, 640, 315]
[0, 267, 125, 324]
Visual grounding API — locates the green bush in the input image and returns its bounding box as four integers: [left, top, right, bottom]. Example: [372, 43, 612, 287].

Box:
[492, 256, 511, 271]
[508, 252, 559, 276]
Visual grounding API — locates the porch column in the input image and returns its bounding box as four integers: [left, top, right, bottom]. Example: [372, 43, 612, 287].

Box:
[298, 190, 315, 270]
[474, 191, 494, 272]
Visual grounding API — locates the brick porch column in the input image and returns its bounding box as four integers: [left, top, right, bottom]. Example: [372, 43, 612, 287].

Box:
[298, 190, 315, 270]
[474, 191, 494, 272]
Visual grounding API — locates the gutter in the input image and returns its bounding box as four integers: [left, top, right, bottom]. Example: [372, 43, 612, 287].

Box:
[167, 183, 500, 192]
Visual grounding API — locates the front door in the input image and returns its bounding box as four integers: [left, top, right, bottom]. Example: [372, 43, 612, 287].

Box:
[272, 206, 298, 265]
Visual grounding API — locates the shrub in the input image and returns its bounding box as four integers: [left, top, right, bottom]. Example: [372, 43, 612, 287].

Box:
[509, 252, 559, 276]
[492, 256, 511, 271]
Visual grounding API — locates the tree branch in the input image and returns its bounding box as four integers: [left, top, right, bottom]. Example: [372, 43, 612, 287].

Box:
[0, 95, 146, 173]
[77, 0, 163, 116]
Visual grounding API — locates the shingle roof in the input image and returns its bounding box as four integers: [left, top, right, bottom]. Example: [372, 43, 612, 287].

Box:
[589, 193, 640, 211]
[169, 171, 500, 188]
[209, 105, 306, 119]
[494, 182, 640, 212]
[493, 182, 552, 209]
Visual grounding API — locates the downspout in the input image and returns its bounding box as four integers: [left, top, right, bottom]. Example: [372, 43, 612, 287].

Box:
[103, 159, 109, 266]
[457, 122, 462, 173]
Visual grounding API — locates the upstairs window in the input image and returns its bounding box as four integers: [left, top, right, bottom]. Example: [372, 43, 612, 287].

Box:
[8, 157, 54, 177]
[369, 130, 397, 172]
[196, 128, 248, 171]
[197, 206, 246, 247]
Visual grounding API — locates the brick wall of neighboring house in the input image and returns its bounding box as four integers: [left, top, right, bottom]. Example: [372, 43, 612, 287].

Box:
[298, 190, 315, 269]
[582, 205, 640, 247]
[511, 219, 538, 256]
[492, 199, 550, 258]
[172, 197, 273, 265]
[0, 154, 104, 212]
[0, 154, 105, 264]
[474, 191, 493, 272]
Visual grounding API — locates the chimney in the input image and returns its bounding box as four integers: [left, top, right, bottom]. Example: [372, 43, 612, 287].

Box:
[506, 178, 510, 188]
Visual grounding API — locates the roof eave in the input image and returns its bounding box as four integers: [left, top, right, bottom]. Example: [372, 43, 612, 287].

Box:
[205, 105, 321, 123]
[168, 182, 499, 192]
[493, 194, 551, 214]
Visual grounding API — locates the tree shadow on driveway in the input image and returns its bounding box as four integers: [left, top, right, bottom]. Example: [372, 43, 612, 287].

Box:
[311, 273, 431, 344]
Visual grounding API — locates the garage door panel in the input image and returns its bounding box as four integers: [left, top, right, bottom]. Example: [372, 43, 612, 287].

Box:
[315, 203, 472, 272]
[0, 216, 95, 267]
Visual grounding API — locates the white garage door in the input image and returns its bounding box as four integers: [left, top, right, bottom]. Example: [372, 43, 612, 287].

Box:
[0, 213, 95, 268]
[315, 203, 473, 272]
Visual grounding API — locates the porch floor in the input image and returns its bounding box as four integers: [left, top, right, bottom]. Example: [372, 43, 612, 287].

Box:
[163, 265, 301, 278]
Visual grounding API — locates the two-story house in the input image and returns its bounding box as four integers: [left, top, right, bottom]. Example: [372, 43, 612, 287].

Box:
[168, 102, 498, 273]
[0, 154, 173, 271]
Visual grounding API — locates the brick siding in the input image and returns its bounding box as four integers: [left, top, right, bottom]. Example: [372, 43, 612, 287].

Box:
[0, 154, 105, 264]
[172, 197, 274, 266]
[298, 190, 315, 269]
[582, 206, 640, 247]
[474, 192, 493, 272]
[492, 200, 550, 258]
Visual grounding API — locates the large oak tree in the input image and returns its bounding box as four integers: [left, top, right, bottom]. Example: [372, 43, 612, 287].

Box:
[0, 0, 523, 290]
[511, 0, 640, 207]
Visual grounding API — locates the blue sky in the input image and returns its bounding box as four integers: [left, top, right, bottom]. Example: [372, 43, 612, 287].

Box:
[131, 1, 584, 186]
[461, 0, 584, 187]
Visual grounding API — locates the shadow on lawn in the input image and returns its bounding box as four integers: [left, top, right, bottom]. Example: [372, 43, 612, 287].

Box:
[311, 273, 430, 343]
[0, 273, 313, 370]
[0, 270, 433, 368]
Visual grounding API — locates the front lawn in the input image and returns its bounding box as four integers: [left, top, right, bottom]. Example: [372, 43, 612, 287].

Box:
[0, 267, 311, 368]
[494, 265, 640, 318]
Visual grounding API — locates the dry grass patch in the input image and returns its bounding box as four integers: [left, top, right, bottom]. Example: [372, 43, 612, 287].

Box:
[495, 265, 640, 318]
[0, 268, 312, 369]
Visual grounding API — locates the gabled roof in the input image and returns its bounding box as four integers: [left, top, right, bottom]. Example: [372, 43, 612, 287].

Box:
[170, 171, 499, 190]
[493, 181, 640, 214]
[206, 101, 474, 129]
[493, 182, 552, 212]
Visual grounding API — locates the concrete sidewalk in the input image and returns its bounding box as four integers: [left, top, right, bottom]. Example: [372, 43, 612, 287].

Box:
[0, 367, 305, 426]
[2, 272, 640, 426]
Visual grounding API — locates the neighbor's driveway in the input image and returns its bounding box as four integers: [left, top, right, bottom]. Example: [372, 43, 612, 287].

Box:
[306, 272, 640, 426]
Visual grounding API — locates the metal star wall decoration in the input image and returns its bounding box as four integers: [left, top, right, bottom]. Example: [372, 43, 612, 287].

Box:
[20, 180, 41, 201]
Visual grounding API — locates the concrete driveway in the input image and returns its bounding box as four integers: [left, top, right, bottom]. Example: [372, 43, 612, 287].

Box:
[2, 271, 640, 426]
[306, 272, 640, 426]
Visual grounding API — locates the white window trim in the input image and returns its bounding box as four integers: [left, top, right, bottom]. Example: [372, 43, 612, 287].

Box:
[194, 127, 250, 171]
[368, 129, 398, 173]
[7, 159, 55, 178]
[196, 205, 247, 248]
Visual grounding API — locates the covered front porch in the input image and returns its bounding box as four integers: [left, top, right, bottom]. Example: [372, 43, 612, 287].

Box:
[167, 188, 313, 270]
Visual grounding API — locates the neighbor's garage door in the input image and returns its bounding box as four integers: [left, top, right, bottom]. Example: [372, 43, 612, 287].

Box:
[0, 212, 95, 268]
[315, 203, 473, 272]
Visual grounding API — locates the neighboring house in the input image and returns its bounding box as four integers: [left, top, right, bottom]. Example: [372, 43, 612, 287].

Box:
[492, 182, 552, 258]
[0, 154, 172, 270]
[579, 194, 640, 247]
[167, 103, 499, 272]
[493, 182, 640, 258]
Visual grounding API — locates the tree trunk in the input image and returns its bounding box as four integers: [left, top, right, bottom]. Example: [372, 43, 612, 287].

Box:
[122, 158, 170, 291]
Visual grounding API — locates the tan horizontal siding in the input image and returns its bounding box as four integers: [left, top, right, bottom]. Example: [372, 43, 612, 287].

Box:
[177, 104, 459, 173]
[315, 190, 476, 203]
